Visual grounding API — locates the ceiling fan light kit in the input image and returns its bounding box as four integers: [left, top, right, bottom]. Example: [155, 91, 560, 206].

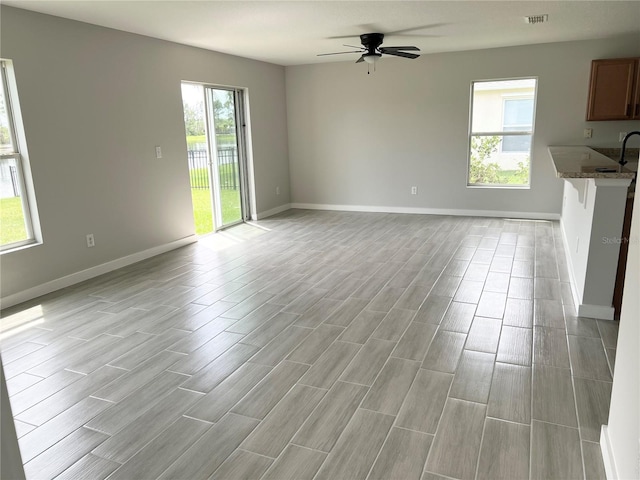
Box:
[318, 32, 420, 73]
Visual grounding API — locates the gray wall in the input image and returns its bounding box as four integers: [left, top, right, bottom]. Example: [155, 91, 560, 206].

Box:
[0, 7, 290, 299]
[286, 35, 640, 215]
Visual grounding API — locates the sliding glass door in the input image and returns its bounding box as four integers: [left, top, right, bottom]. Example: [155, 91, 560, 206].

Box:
[181, 83, 248, 234]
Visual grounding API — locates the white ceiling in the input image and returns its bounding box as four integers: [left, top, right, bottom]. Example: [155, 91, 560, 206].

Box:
[5, 1, 640, 66]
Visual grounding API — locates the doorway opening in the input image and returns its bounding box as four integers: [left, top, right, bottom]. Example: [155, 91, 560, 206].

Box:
[181, 83, 249, 235]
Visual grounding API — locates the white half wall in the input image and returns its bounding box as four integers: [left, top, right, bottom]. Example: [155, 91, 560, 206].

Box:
[285, 35, 640, 217]
[601, 189, 640, 480]
[0, 6, 290, 301]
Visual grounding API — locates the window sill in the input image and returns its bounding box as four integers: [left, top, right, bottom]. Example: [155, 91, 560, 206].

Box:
[467, 184, 531, 190]
[1, 240, 42, 255]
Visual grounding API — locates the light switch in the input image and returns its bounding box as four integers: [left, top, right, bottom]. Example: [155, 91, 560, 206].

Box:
[155, 146, 162, 158]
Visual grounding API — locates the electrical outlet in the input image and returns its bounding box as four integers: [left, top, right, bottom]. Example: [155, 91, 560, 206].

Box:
[276, 186, 280, 195]
[86, 233, 95, 248]
[583, 128, 592, 139]
[411, 186, 417, 195]
[619, 132, 627, 142]
[155, 145, 162, 158]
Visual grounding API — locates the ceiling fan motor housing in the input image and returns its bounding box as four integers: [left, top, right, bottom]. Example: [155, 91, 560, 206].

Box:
[360, 33, 385, 53]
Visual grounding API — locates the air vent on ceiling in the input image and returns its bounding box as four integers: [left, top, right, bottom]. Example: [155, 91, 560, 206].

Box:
[525, 14, 548, 24]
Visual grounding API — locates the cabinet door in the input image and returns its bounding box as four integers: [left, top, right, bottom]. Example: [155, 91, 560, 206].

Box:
[586, 58, 637, 121]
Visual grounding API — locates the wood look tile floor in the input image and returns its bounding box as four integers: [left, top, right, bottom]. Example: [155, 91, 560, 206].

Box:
[1, 210, 617, 480]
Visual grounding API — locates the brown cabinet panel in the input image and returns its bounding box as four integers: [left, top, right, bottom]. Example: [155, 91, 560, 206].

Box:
[586, 58, 639, 121]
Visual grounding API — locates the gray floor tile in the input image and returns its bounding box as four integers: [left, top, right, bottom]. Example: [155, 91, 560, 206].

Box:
[507, 276, 533, 299]
[314, 409, 395, 480]
[396, 369, 453, 434]
[475, 291, 507, 319]
[368, 427, 433, 480]
[465, 316, 502, 353]
[532, 365, 578, 427]
[340, 310, 387, 344]
[503, 298, 533, 328]
[56, 453, 120, 480]
[324, 298, 370, 327]
[439, 302, 476, 333]
[392, 322, 437, 361]
[582, 441, 607, 480]
[483, 272, 511, 293]
[487, 362, 531, 424]
[91, 387, 203, 463]
[371, 308, 415, 342]
[449, 350, 495, 404]
[241, 384, 326, 457]
[421, 331, 466, 373]
[596, 320, 618, 349]
[573, 376, 612, 442]
[287, 324, 344, 364]
[453, 280, 484, 304]
[299, 341, 360, 389]
[248, 325, 313, 366]
[19, 396, 112, 463]
[293, 381, 368, 452]
[564, 308, 600, 338]
[531, 421, 583, 480]
[534, 299, 565, 329]
[533, 326, 570, 369]
[85, 370, 188, 435]
[395, 284, 432, 310]
[477, 418, 530, 480]
[180, 343, 261, 393]
[185, 362, 272, 423]
[413, 296, 452, 325]
[92, 350, 184, 402]
[240, 311, 299, 347]
[107, 417, 211, 480]
[157, 413, 259, 480]
[425, 398, 486, 480]
[23, 427, 108, 480]
[231, 360, 308, 419]
[367, 286, 406, 313]
[224, 301, 282, 335]
[340, 338, 396, 386]
[294, 298, 342, 328]
[210, 449, 273, 480]
[568, 335, 612, 381]
[361, 357, 420, 415]
[261, 444, 327, 480]
[15, 366, 125, 426]
[497, 326, 532, 366]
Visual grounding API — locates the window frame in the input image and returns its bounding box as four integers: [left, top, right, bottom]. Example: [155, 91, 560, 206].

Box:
[1, 59, 39, 252]
[467, 77, 538, 189]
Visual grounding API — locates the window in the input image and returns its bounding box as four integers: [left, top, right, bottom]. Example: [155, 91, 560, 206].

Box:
[468, 78, 537, 187]
[0, 59, 39, 251]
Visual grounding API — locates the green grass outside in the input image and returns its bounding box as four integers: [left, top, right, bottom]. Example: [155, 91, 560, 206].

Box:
[0, 196, 27, 245]
[191, 188, 241, 235]
[187, 134, 236, 147]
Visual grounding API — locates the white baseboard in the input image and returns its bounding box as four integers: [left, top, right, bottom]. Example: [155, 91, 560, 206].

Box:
[0, 235, 198, 310]
[289, 202, 561, 221]
[579, 304, 615, 320]
[253, 203, 292, 220]
[601, 425, 619, 479]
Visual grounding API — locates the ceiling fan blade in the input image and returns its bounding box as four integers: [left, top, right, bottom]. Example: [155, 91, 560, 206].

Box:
[355, 55, 365, 63]
[317, 50, 363, 57]
[380, 46, 420, 52]
[385, 23, 448, 35]
[382, 50, 420, 60]
[343, 44, 364, 50]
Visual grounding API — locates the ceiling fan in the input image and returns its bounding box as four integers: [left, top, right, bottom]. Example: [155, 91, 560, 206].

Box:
[318, 33, 420, 65]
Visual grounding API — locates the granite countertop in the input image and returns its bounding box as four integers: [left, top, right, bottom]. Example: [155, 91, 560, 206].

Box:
[548, 146, 637, 179]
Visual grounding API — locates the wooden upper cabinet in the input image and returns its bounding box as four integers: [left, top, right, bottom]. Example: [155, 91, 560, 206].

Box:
[586, 58, 640, 121]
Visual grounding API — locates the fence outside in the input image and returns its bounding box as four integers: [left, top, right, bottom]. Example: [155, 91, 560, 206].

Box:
[188, 146, 238, 190]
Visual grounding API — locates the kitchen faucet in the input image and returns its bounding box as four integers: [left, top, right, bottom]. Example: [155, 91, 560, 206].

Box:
[619, 131, 640, 166]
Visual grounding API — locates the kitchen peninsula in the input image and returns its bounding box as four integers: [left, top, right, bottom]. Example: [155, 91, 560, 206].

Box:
[549, 146, 635, 320]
